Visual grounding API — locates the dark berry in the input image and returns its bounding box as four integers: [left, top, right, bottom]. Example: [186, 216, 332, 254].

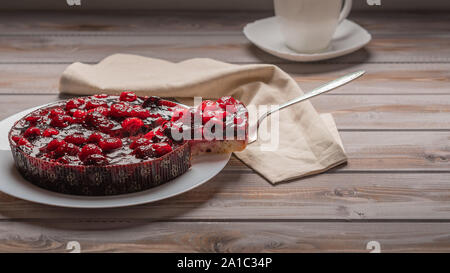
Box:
[79, 144, 102, 161]
[83, 154, 108, 165]
[99, 137, 122, 151]
[132, 144, 155, 159]
[87, 132, 104, 144]
[54, 142, 80, 157]
[64, 134, 87, 145]
[121, 117, 144, 134]
[130, 138, 151, 149]
[119, 91, 137, 102]
[42, 128, 59, 137]
[142, 96, 160, 108]
[23, 127, 41, 139]
[152, 143, 173, 157]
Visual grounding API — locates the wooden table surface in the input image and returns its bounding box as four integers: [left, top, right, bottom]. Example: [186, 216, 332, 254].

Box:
[0, 11, 449, 253]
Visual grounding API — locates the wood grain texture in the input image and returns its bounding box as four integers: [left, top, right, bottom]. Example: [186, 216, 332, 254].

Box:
[1, 34, 449, 64]
[0, 172, 450, 220]
[1, 63, 450, 95]
[0, 221, 449, 253]
[0, 11, 448, 35]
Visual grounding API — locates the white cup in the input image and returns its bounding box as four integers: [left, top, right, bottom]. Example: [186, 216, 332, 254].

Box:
[274, 0, 353, 53]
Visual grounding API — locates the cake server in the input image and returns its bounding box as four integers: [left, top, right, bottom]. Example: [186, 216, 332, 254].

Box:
[248, 70, 365, 144]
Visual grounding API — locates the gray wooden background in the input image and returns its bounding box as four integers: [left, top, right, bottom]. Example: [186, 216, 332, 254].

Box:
[1, 0, 450, 11]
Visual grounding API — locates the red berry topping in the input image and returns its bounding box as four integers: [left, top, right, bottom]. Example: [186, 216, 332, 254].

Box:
[130, 107, 151, 119]
[83, 154, 108, 165]
[152, 142, 173, 157]
[142, 96, 160, 108]
[199, 100, 220, 112]
[25, 115, 41, 124]
[54, 142, 80, 157]
[47, 139, 66, 152]
[217, 96, 238, 108]
[11, 135, 21, 143]
[99, 137, 122, 151]
[23, 127, 41, 139]
[87, 106, 109, 116]
[42, 128, 59, 137]
[17, 137, 32, 147]
[132, 144, 155, 159]
[121, 117, 144, 134]
[50, 115, 71, 128]
[64, 133, 87, 145]
[130, 138, 151, 149]
[119, 91, 137, 102]
[49, 108, 66, 119]
[85, 111, 114, 133]
[66, 98, 85, 111]
[144, 127, 165, 142]
[79, 144, 102, 161]
[85, 99, 108, 110]
[87, 132, 104, 144]
[110, 103, 131, 118]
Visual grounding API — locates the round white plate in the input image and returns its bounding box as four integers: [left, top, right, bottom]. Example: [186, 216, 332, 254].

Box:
[243, 17, 372, 62]
[0, 105, 230, 208]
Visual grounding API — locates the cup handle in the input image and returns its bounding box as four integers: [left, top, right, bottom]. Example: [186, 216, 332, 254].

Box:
[338, 0, 352, 23]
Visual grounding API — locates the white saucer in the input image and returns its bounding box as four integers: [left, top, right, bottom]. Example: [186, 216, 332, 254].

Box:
[243, 17, 372, 62]
[0, 106, 230, 208]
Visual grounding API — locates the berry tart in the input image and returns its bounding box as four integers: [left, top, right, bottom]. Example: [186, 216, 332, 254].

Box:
[8, 92, 248, 196]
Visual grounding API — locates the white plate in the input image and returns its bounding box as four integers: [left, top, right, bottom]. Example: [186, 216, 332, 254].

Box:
[243, 17, 372, 62]
[0, 105, 230, 208]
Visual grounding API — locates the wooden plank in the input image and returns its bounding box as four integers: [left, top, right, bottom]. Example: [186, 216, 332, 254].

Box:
[1, 94, 449, 130]
[1, 63, 450, 95]
[0, 172, 450, 220]
[1, 35, 450, 64]
[0, 11, 448, 35]
[0, 221, 449, 252]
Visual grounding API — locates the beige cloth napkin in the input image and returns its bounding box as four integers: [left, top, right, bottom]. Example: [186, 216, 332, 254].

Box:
[59, 54, 347, 184]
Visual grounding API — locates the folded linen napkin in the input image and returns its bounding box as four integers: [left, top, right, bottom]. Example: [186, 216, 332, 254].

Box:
[59, 54, 347, 184]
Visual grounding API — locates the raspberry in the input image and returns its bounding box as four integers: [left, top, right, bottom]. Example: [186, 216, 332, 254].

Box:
[49, 108, 66, 119]
[11, 135, 21, 143]
[64, 134, 87, 145]
[130, 107, 151, 119]
[23, 127, 41, 139]
[144, 127, 165, 142]
[85, 99, 108, 110]
[87, 106, 109, 116]
[17, 137, 32, 147]
[25, 115, 41, 124]
[217, 96, 237, 109]
[42, 128, 59, 137]
[202, 110, 216, 124]
[72, 109, 87, 123]
[50, 115, 70, 128]
[154, 117, 167, 127]
[130, 138, 151, 149]
[99, 137, 122, 151]
[85, 111, 114, 132]
[152, 143, 173, 157]
[87, 132, 104, 144]
[66, 98, 85, 111]
[132, 144, 155, 159]
[47, 139, 66, 151]
[83, 154, 108, 165]
[198, 100, 219, 112]
[110, 103, 131, 118]
[79, 144, 102, 161]
[119, 91, 137, 102]
[121, 117, 144, 134]
[54, 142, 80, 157]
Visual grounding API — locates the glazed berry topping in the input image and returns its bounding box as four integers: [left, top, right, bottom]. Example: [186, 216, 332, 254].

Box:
[83, 154, 108, 165]
[120, 91, 138, 102]
[42, 128, 59, 137]
[23, 127, 41, 139]
[46, 139, 66, 152]
[99, 137, 122, 151]
[88, 106, 110, 116]
[152, 142, 173, 157]
[79, 144, 103, 162]
[85, 99, 108, 110]
[87, 132, 104, 144]
[64, 134, 87, 146]
[130, 138, 152, 149]
[110, 103, 131, 118]
[66, 98, 85, 111]
[121, 117, 144, 134]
